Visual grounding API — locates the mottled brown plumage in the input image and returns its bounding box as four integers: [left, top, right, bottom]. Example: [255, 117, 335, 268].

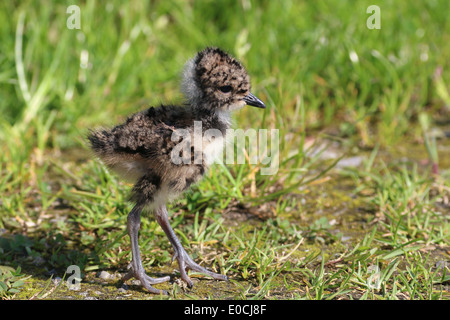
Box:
[88, 47, 265, 294]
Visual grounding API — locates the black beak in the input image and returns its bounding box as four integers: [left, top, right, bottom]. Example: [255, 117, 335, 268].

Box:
[243, 93, 266, 109]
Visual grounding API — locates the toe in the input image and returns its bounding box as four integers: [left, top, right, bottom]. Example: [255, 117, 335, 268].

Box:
[123, 269, 171, 294]
[145, 274, 171, 284]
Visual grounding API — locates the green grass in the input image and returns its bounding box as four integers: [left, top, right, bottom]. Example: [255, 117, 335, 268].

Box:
[0, 0, 449, 300]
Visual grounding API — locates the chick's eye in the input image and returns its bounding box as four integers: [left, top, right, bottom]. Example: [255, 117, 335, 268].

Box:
[218, 85, 232, 93]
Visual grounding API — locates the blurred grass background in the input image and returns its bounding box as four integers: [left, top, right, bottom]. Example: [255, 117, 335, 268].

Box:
[0, 0, 449, 299]
[1, 0, 449, 149]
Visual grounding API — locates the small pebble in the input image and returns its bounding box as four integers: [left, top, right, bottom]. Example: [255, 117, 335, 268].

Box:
[97, 271, 111, 280]
[336, 156, 364, 168]
[130, 279, 141, 286]
[435, 261, 449, 269]
[118, 287, 127, 294]
[33, 256, 45, 266]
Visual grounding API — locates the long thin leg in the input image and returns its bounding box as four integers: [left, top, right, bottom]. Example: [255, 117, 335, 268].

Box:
[155, 205, 228, 288]
[122, 203, 171, 294]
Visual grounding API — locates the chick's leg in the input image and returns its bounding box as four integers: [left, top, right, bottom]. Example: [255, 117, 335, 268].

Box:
[155, 205, 227, 288]
[122, 204, 171, 294]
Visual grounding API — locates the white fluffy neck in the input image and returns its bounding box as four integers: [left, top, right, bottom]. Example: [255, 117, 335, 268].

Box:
[181, 57, 233, 129]
[215, 109, 232, 127]
[181, 58, 202, 105]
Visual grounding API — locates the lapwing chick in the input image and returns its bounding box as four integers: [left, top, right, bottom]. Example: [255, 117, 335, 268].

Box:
[88, 47, 265, 294]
